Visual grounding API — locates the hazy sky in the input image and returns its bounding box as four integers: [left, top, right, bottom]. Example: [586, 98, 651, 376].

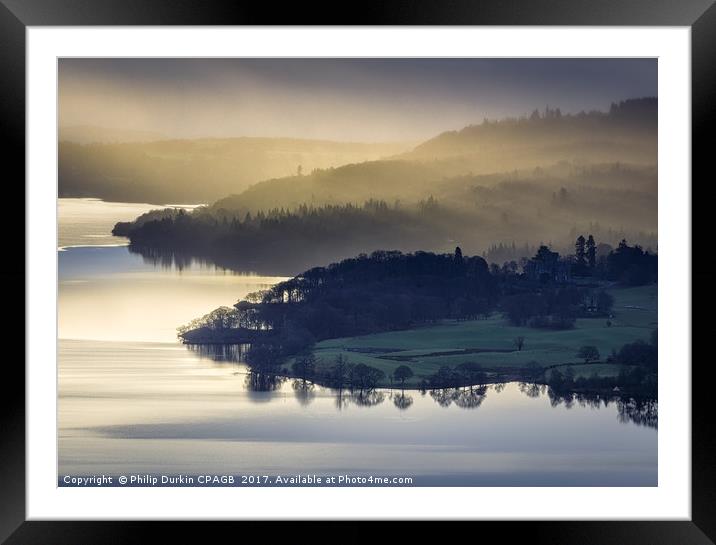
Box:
[59, 58, 657, 142]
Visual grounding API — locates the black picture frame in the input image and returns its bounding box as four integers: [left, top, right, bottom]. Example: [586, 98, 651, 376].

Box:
[3, 0, 711, 542]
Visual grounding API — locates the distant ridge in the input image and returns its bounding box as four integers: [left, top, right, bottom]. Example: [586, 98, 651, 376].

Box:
[59, 125, 169, 144]
[401, 97, 657, 162]
[59, 136, 411, 203]
[212, 98, 657, 214]
[59, 98, 656, 206]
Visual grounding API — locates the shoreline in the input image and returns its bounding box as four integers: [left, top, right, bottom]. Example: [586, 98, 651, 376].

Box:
[186, 344, 656, 398]
[246, 367, 656, 399]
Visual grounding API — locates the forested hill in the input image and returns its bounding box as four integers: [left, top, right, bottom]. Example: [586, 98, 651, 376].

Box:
[118, 187, 657, 276]
[211, 160, 440, 214]
[398, 97, 657, 168]
[210, 98, 657, 215]
[61, 98, 655, 206]
[112, 98, 658, 271]
[177, 243, 657, 395]
[117, 200, 461, 274]
[59, 137, 410, 204]
[179, 249, 498, 345]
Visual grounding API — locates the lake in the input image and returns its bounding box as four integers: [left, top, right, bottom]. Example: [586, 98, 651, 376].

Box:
[58, 198, 657, 486]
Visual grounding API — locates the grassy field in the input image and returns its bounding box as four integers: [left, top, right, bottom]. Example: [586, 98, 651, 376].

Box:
[294, 284, 657, 387]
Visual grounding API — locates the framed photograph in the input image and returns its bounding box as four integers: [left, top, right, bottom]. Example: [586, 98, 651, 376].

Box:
[4, 0, 712, 542]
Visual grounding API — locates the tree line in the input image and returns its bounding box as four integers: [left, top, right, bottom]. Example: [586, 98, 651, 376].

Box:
[117, 199, 462, 274]
[178, 239, 656, 388]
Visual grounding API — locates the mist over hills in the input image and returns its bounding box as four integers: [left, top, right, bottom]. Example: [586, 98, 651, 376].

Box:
[59, 125, 169, 145]
[122, 159, 655, 275]
[405, 98, 656, 164]
[91, 97, 656, 270]
[59, 137, 412, 204]
[59, 98, 656, 208]
[205, 98, 657, 252]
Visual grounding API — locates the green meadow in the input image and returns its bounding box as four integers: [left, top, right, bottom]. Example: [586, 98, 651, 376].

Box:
[293, 284, 657, 387]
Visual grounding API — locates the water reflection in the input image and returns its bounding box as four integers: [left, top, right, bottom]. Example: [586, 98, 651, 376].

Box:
[429, 386, 489, 409]
[58, 198, 657, 484]
[59, 198, 169, 248]
[186, 343, 250, 366]
[350, 389, 386, 407]
[292, 379, 317, 407]
[518, 381, 545, 398]
[60, 339, 657, 484]
[58, 246, 287, 343]
[617, 398, 658, 429]
[543, 386, 658, 429]
[392, 391, 414, 411]
[183, 342, 658, 428]
[129, 244, 300, 277]
[334, 387, 351, 411]
[130, 244, 236, 274]
[244, 371, 286, 397]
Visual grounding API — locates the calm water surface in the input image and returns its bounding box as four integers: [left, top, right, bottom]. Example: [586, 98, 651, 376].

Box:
[58, 198, 203, 248]
[58, 198, 657, 486]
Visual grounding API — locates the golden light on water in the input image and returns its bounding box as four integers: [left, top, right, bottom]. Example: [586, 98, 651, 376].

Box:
[58, 199, 288, 342]
[59, 269, 287, 343]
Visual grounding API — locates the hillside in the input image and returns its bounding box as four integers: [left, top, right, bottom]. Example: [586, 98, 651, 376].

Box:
[60, 98, 656, 207]
[118, 160, 657, 275]
[177, 248, 657, 394]
[309, 284, 657, 387]
[211, 99, 657, 215]
[113, 98, 658, 269]
[59, 137, 411, 204]
[212, 160, 441, 214]
[400, 98, 657, 170]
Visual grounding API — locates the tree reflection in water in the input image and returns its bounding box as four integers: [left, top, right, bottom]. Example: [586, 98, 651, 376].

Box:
[518, 382, 545, 398]
[545, 387, 657, 429]
[429, 388, 454, 407]
[429, 386, 488, 409]
[350, 389, 386, 407]
[453, 386, 488, 409]
[130, 245, 212, 272]
[323, 387, 388, 410]
[185, 343, 249, 374]
[292, 379, 316, 407]
[244, 371, 285, 395]
[182, 343, 657, 426]
[617, 397, 658, 429]
[392, 391, 414, 411]
[333, 387, 351, 411]
[130, 243, 291, 276]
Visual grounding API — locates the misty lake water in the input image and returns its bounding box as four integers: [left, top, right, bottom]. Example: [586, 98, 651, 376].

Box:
[58, 198, 657, 486]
